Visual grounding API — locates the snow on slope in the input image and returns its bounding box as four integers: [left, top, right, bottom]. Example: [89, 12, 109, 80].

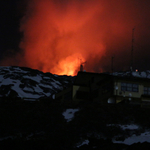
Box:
[112, 70, 150, 78]
[112, 124, 150, 145]
[1, 66, 150, 101]
[0, 66, 74, 100]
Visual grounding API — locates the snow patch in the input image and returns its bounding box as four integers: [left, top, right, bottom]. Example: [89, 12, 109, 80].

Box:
[110, 124, 150, 145]
[51, 82, 61, 89]
[132, 71, 140, 77]
[107, 124, 139, 130]
[77, 139, 89, 148]
[23, 87, 34, 92]
[141, 72, 147, 78]
[39, 84, 53, 89]
[113, 131, 150, 145]
[62, 109, 79, 122]
[33, 85, 43, 93]
[43, 76, 50, 80]
[120, 124, 139, 130]
[23, 75, 42, 82]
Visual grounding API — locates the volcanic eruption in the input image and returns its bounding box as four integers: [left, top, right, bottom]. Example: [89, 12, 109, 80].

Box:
[1, 0, 150, 75]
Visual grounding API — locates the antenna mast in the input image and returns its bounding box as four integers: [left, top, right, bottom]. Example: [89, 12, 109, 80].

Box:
[80, 62, 86, 72]
[131, 27, 135, 71]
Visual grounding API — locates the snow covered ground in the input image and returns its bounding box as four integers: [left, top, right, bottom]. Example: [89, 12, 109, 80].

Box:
[76, 139, 89, 148]
[112, 70, 150, 78]
[113, 131, 150, 145]
[76, 124, 150, 146]
[111, 124, 150, 145]
[0, 66, 74, 100]
[62, 109, 79, 122]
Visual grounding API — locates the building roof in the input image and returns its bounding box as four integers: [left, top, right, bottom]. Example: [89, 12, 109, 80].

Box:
[74, 71, 150, 85]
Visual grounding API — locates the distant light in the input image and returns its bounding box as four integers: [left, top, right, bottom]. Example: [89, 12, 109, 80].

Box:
[136, 69, 138, 72]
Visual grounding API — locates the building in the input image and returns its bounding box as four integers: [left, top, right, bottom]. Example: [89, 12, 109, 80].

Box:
[55, 71, 150, 106]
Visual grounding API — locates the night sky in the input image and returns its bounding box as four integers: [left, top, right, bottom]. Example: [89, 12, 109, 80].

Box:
[1, 0, 150, 75]
[0, 0, 24, 56]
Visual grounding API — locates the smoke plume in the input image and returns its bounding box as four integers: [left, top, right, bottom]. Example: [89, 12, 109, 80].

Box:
[1, 0, 150, 75]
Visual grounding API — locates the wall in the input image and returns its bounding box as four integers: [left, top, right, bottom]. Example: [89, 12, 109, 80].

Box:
[114, 80, 146, 104]
[55, 87, 72, 103]
[72, 85, 89, 102]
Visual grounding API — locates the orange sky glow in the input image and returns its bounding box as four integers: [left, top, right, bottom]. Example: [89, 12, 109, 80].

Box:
[1, 0, 150, 75]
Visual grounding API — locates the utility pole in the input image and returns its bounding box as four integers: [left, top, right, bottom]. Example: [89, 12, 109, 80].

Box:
[131, 27, 135, 71]
[80, 59, 86, 72]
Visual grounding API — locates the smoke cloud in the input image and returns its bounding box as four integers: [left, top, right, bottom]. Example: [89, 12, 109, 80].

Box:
[1, 0, 150, 75]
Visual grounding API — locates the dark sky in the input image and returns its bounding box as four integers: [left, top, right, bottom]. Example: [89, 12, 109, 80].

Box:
[0, 0, 23, 57]
[1, 0, 150, 75]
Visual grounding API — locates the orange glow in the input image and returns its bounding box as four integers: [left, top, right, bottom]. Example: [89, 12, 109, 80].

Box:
[18, 0, 105, 76]
[51, 53, 85, 75]
[1, 0, 150, 74]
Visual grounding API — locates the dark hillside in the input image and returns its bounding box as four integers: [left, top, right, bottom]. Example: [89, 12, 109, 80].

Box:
[0, 101, 150, 149]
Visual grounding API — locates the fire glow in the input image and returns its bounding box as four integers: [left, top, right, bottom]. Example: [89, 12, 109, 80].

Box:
[1, 0, 150, 75]
[19, 0, 105, 76]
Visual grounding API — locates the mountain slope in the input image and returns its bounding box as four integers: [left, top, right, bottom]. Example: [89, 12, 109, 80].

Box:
[0, 66, 74, 100]
[0, 66, 150, 101]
